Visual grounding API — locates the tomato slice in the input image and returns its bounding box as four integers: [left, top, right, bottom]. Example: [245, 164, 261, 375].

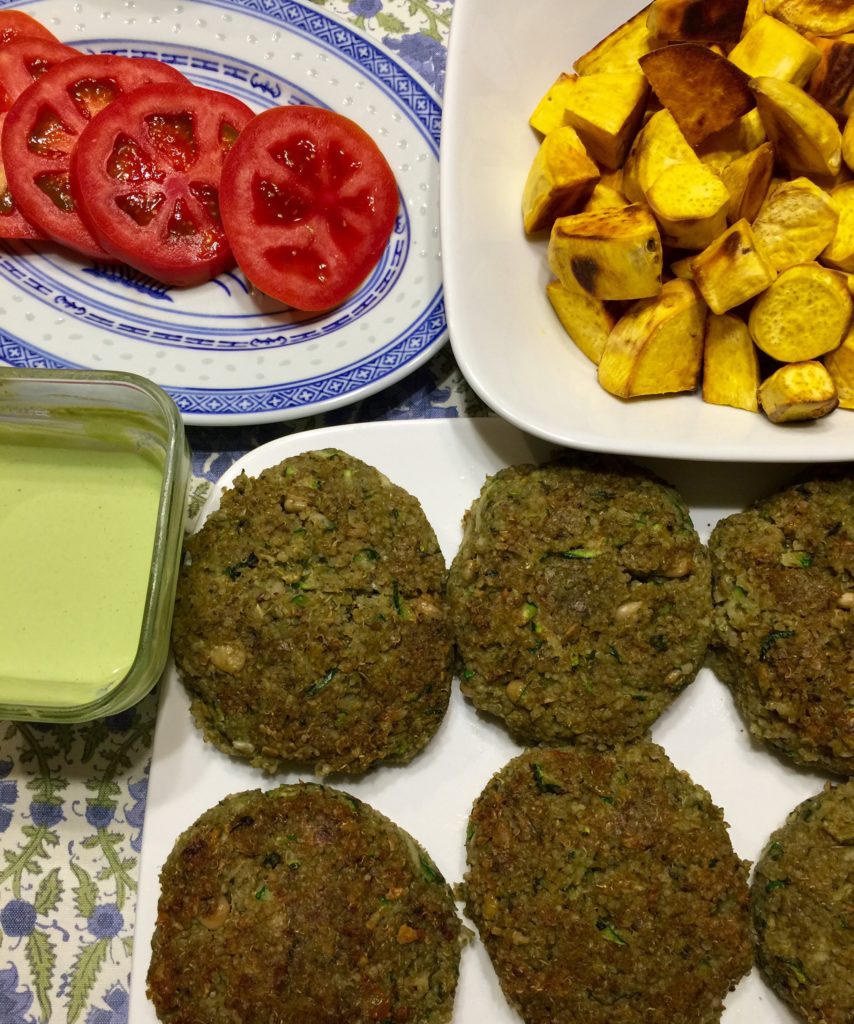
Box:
[219, 105, 399, 311]
[0, 38, 78, 238]
[70, 82, 254, 285]
[2, 54, 188, 257]
[0, 11, 60, 46]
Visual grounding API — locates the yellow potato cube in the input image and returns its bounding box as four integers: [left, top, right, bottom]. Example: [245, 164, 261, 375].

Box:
[729, 16, 821, 86]
[558, 72, 650, 169]
[691, 219, 776, 313]
[546, 279, 620, 364]
[749, 262, 853, 361]
[752, 176, 839, 271]
[751, 75, 842, 178]
[597, 278, 706, 397]
[522, 126, 600, 235]
[646, 162, 730, 249]
[702, 313, 760, 411]
[764, 0, 854, 37]
[823, 323, 854, 407]
[720, 141, 774, 222]
[758, 361, 839, 423]
[548, 204, 663, 300]
[622, 108, 700, 203]
[822, 181, 854, 272]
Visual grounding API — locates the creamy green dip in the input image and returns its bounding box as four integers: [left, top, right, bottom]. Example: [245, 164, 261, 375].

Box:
[0, 434, 163, 708]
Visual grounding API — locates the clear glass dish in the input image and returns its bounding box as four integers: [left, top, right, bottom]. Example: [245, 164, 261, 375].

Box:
[0, 368, 190, 722]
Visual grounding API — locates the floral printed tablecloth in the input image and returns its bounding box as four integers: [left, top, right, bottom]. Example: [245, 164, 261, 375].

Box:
[0, 3, 483, 1022]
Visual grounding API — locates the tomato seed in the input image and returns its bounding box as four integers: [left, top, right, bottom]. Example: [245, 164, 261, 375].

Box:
[115, 191, 165, 227]
[145, 111, 196, 172]
[35, 171, 74, 212]
[68, 77, 119, 120]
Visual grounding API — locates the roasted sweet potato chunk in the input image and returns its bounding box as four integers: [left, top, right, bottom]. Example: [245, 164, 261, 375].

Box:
[751, 75, 842, 178]
[702, 313, 760, 411]
[522, 126, 600, 234]
[646, 162, 730, 248]
[752, 176, 838, 271]
[720, 141, 774, 222]
[749, 262, 852, 361]
[546, 279, 621, 364]
[822, 181, 854, 273]
[639, 43, 754, 146]
[764, 0, 854, 38]
[559, 72, 650, 169]
[574, 6, 659, 75]
[729, 15, 821, 86]
[647, 0, 749, 43]
[823, 323, 854, 407]
[529, 73, 577, 136]
[548, 204, 663, 300]
[692, 219, 776, 314]
[808, 34, 854, 119]
[622, 108, 700, 202]
[758, 361, 839, 422]
[598, 279, 706, 397]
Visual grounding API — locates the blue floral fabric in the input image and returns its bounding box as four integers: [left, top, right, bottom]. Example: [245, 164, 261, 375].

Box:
[0, 3, 481, 1022]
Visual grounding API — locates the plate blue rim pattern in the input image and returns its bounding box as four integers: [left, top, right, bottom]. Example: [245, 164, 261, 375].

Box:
[0, 0, 447, 424]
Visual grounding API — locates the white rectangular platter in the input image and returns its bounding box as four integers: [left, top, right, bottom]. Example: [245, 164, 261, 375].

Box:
[129, 417, 825, 1023]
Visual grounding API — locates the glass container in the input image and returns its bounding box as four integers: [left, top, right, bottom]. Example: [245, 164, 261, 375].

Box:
[0, 368, 190, 721]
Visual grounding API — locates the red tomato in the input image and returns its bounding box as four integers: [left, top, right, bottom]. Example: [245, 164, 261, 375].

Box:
[0, 11, 59, 46]
[2, 54, 188, 257]
[219, 105, 399, 311]
[0, 37, 78, 238]
[70, 82, 254, 286]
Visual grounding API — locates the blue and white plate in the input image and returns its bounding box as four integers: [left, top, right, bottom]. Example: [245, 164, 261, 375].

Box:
[0, 0, 445, 424]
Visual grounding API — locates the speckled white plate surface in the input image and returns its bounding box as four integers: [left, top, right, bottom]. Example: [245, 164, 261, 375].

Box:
[130, 419, 815, 1023]
[441, 0, 854, 462]
[0, 0, 444, 424]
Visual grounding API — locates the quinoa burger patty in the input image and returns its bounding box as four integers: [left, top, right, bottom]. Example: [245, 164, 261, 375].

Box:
[752, 780, 854, 1023]
[171, 449, 453, 775]
[465, 744, 752, 1024]
[708, 473, 854, 775]
[147, 784, 463, 1024]
[448, 455, 712, 746]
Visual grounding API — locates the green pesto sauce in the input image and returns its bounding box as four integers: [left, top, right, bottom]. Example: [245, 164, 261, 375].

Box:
[0, 435, 163, 707]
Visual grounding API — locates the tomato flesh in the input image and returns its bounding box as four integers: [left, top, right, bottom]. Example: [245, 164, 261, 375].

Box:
[219, 105, 399, 311]
[0, 38, 78, 238]
[3, 55, 188, 256]
[70, 82, 253, 285]
[0, 11, 60, 47]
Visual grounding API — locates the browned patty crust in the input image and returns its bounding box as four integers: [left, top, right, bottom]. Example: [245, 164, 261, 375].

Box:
[708, 473, 854, 775]
[448, 455, 712, 746]
[465, 744, 752, 1024]
[752, 780, 854, 1023]
[147, 784, 463, 1024]
[171, 449, 453, 775]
